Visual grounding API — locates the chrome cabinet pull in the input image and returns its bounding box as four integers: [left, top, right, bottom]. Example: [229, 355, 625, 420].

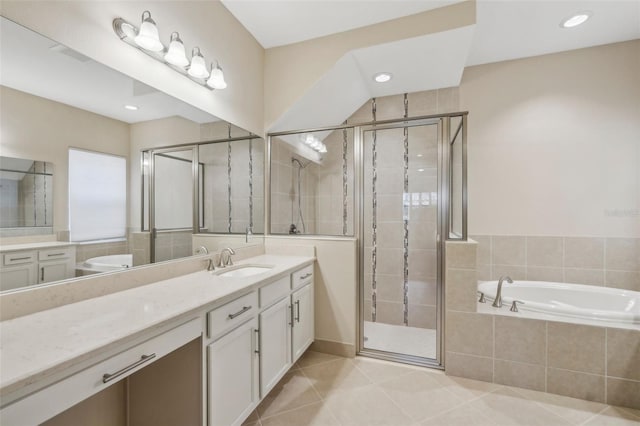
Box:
[9, 256, 31, 261]
[228, 305, 251, 320]
[102, 353, 156, 383]
[254, 329, 260, 354]
[289, 304, 294, 327]
[46, 252, 65, 257]
[295, 300, 300, 322]
[299, 273, 312, 280]
[40, 267, 45, 281]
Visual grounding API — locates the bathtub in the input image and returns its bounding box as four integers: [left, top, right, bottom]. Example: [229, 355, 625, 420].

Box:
[477, 280, 640, 325]
[82, 254, 133, 272]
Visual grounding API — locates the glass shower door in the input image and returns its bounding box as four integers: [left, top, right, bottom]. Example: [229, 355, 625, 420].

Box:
[150, 147, 197, 263]
[361, 120, 441, 363]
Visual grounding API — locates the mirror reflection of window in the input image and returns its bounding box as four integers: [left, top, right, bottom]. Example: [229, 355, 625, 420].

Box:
[68, 149, 126, 242]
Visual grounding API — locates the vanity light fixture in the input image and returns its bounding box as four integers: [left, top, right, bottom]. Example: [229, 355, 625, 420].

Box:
[113, 11, 227, 90]
[373, 72, 393, 83]
[561, 11, 592, 28]
[164, 32, 189, 67]
[188, 47, 210, 79]
[300, 134, 327, 154]
[207, 63, 227, 90]
[134, 11, 164, 52]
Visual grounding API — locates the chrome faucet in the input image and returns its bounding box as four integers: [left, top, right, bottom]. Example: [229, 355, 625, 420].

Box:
[492, 276, 513, 308]
[218, 247, 236, 268]
[206, 258, 215, 272]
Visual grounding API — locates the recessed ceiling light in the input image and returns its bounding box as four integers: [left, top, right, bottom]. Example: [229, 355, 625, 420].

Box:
[417, 154, 424, 158]
[124, 105, 139, 111]
[418, 168, 425, 172]
[561, 11, 592, 28]
[373, 72, 393, 83]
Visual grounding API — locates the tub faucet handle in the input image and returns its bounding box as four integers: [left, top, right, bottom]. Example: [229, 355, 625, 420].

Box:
[510, 300, 524, 313]
[477, 291, 486, 303]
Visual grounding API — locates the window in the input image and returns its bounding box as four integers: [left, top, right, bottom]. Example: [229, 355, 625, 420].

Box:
[68, 149, 126, 242]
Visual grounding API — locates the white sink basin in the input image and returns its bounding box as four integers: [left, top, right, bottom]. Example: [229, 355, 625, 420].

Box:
[215, 265, 273, 278]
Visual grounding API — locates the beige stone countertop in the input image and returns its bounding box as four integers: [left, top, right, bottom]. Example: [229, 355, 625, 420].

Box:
[0, 254, 314, 400]
[0, 241, 77, 253]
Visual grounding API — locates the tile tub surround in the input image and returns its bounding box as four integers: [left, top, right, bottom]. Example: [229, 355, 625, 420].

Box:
[444, 240, 640, 410]
[473, 235, 640, 292]
[246, 350, 640, 426]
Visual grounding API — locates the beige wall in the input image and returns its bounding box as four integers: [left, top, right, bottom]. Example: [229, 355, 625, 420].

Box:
[0, 86, 130, 234]
[461, 40, 640, 238]
[0, 0, 265, 135]
[264, 0, 475, 129]
[265, 237, 358, 355]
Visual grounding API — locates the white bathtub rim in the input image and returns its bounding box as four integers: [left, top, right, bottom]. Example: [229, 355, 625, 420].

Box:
[80, 254, 133, 272]
[477, 280, 640, 325]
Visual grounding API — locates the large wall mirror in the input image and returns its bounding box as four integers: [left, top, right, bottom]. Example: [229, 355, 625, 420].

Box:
[0, 16, 265, 292]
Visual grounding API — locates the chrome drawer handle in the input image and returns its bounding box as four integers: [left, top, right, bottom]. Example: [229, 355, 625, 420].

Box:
[228, 305, 252, 320]
[299, 273, 312, 280]
[295, 300, 300, 322]
[9, 256, 32, 261]
[102, 353, 156, 383]
[46, 253, 66, 257]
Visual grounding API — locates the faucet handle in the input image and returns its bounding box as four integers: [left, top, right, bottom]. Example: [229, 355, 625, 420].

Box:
[510, 300, 524, 312]
[477, 291, 486, 303]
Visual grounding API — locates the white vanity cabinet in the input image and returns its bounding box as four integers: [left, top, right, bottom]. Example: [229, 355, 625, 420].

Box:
[0, 244, 76, 290]
[37, 246, 76, 284]
[207, 317, 259, 426]
[292, 281, 314, 362]
[259, 296, 292, 397]
[0, 251, 37, 291]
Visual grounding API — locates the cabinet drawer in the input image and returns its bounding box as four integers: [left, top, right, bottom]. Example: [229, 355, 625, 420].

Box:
[3, 251, 36, 266]
[208, 291, 258, 339]
[291, 264, 313, 289]
[259, 276, 290, 308]
[0, 318, 201, 426]
[38, 247, 74, 261]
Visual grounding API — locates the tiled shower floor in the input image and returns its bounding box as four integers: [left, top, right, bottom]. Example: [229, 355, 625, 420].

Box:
[245, 351, 640, 426]
[364, 321, 437, 359]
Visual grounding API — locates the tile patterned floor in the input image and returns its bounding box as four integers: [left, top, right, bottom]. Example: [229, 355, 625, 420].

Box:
[244, 351, 640, 426]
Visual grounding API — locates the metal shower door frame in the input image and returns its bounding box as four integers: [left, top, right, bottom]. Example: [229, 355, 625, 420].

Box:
[355, 112, 467, 368]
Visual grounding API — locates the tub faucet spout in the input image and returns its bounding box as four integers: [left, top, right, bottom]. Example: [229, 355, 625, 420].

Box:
[492, 276, 513, 308]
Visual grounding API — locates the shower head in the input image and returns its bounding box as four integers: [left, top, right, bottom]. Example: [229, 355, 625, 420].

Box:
[292, 157, 309, 168]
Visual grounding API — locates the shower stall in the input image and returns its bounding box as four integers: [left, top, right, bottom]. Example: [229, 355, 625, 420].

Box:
[268, 109, 466, 367]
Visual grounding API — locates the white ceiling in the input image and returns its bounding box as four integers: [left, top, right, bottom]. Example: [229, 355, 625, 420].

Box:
[0, 17, 217, 125]
[221, 0, 462, 48]
[225, 0, 639, 131]
[223, 0, 640, 65]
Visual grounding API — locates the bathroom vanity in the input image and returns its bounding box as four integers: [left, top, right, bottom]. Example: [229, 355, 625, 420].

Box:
[0, 253, 315, 426]
[0, 242, 76, 291]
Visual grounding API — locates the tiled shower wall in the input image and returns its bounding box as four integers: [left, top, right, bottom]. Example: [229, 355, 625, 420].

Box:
[473, 235, 640, 292]
[444, 240, 640, 410]
[202, 139, 264, 234]
[270, 140, 319, 235]
[360, 88, 460, 329]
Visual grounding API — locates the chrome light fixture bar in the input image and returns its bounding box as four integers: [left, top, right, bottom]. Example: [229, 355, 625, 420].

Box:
[113, 11, 227, 91]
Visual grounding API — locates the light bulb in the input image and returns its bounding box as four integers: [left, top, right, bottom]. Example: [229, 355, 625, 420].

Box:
[188, 47, 209, 79]
[206, 63, 227, 89]
[164, 32, 189, 67]
[134, 11, 164, 52]
[561, 12, 592, 28]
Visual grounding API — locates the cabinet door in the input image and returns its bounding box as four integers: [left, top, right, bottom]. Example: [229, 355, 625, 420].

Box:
[208, 318, 259, 426]
[0, 263, 37, 291]
[292, 282, 314, 362]
[38, 259, 73, 284]
[259, 297, 292, 398]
